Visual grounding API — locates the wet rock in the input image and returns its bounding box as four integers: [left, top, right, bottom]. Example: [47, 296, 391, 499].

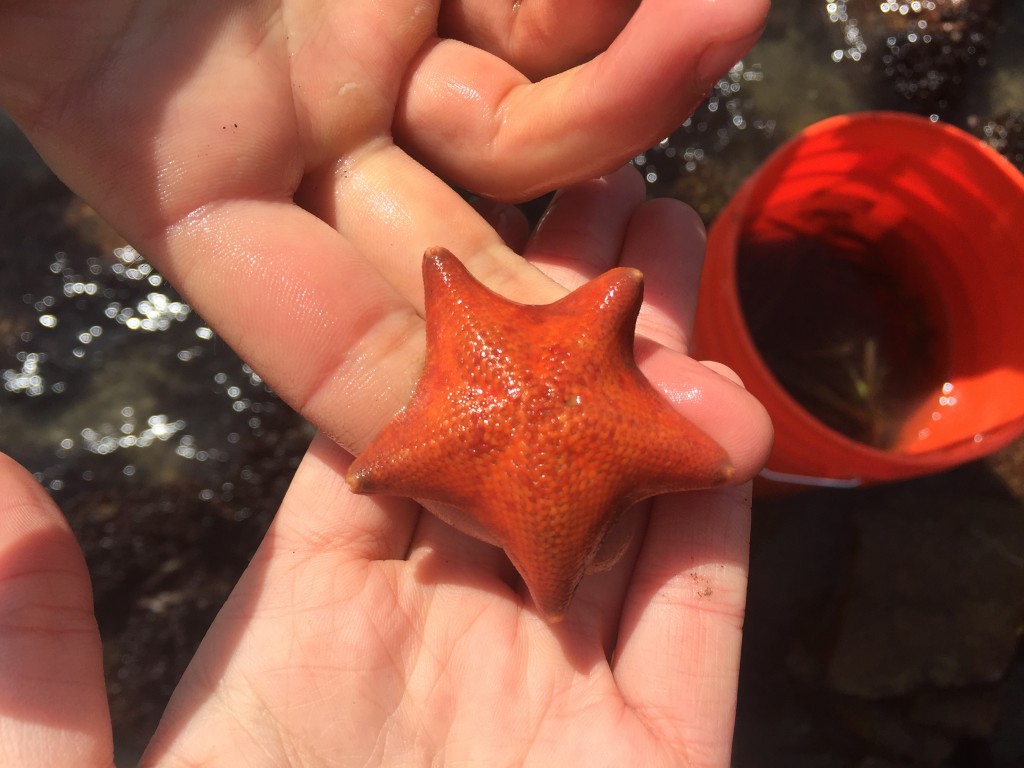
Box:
[824, 476, 1024, 698]
[827, 0, 1001, 115]
[909, 684, 1004, 738]
[969, 110, 1024, 172]
[632, 61, 777, 222]
[737, 467, 1024, 767]
[991, 647, 1024, 763]
[834, 695, 958, 764]
[988, 435, 1024, 505]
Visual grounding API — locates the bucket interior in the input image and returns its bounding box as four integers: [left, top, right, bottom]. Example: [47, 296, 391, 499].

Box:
[731, 115, 1024, 460]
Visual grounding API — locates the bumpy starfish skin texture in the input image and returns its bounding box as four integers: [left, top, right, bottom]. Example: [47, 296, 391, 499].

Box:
[346, 247, 733, 622]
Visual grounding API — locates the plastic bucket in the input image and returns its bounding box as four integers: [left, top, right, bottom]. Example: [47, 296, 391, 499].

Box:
[693, 112, 1024, 488]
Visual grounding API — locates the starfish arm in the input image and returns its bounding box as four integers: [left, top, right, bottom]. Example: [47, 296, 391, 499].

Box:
[465, 464, 627, 622]
[612, 376, 735, 499]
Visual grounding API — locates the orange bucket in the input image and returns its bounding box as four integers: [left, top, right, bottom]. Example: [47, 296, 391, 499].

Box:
[693, 112, 1024, 488]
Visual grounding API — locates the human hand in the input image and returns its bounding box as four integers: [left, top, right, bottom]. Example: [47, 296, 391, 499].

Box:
[0, 0, 768, 456]
[0, 172, 770, 767]
[0, 437, 750, 768]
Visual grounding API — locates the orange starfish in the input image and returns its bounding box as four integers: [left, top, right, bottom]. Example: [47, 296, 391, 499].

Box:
[347, 247, 733, 622]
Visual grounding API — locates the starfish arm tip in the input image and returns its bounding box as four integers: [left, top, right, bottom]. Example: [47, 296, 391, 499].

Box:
[717, 460, 736, 484]
[423, 245, 458, 276]
[611, 267, 644, 294]
[694, 453, 736, 489]
[529, 590, 572, 623]
[345, 465, 370, 494]
[423, 244, 450, 259]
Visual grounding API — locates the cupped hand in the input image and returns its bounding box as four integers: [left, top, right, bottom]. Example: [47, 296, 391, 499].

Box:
[0, 174, 770, 768]
[0, 0, 768, 455]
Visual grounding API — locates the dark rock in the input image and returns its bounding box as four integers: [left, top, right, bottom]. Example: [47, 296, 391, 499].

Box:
[969, 111, 1024, 172]
[991, 646, 1024, 764]
[846, 0, 1001, 114]
[824, 474, 1024, 698]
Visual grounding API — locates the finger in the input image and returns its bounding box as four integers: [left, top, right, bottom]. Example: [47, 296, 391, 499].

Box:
[623, 206, 775, 476]
[620, 197, 708, 354]
[612, 485, 751, 767]
[560, 508, 650, 651]
[470, 198, 530, 252]
[162, 145, 567, 454]
[635, 344, 773, 481]
[438, 0, 638, 81]
[303, 142, 566, 306]
[531, 177, 708, 352]
[0, 453, 113, 768]
[524, 164, 646, 287]
[260, 432, 422, 565]
[161, 199, 424, 450]
[397, 0, 769, 200]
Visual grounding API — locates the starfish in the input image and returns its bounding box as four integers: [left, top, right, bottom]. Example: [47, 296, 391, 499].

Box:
[347, 247, 733, 622]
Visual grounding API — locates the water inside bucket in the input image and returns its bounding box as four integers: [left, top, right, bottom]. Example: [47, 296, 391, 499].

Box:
[736, 226, 952, 450]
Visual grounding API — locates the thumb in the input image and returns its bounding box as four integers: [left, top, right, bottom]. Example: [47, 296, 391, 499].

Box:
[0, 453, 114, 768]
